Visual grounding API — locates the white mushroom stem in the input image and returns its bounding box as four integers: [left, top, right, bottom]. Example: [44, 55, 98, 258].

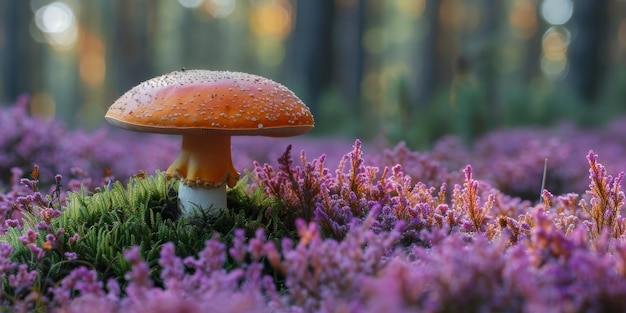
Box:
[166, 135, 240, 216]
[177, 181, 227, 216]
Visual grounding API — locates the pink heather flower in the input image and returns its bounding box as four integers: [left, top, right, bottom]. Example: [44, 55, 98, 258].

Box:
[20, 178, 38, 192]
[229, 229, 247, 265]
[124, 247, 152, 289]
[158, 242, 184, 284]
[36, 221, 50, 231]
[69, 233, 80, 245]
[8, 264, 38, 289]
[19, 229, 38, 245]
[64, 252, 78, 261]
[249, 229, 266, 261]
[0, 243, 16, 274]
[49, 266, 104, 307]
[124, 289, 203, 313]
[263, 241, 282, 270]
[184, 235, 226, 273]
[45, 233, 57, 246]
[5, 219, 20, 228]
[28, 244, 46, 260]
[105, 278, 121, 300]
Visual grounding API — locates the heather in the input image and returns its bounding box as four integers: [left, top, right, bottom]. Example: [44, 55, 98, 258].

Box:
[3, 100, 626, 312]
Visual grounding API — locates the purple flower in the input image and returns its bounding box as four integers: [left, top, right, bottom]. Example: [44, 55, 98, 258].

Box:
[5, 219, 20, 229]
[64, 252, 78, 261]
[229, 229, 247, 265]
[158, 242, 184, 285]
[8, 264, 38, 289]
[19, 229, 38, 245]
[69, 233, 80, 245]
[0, 243, 17, 274]
[123, 247, 152, 289]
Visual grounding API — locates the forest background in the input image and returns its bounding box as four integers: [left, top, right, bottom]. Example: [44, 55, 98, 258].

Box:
[1, 0, 625, 148]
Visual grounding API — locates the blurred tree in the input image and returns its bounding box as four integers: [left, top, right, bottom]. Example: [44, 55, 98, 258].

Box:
[1, 0, 625, 135]
[522, 10, 543, 84]
[568, 0, 609, 103]
[335, 0, 365, 107]
[284, 0, 335, 117]
[413, 0, 442, 106]
[0, 0, 43, 103]
[477, 0, 501, 123]
[109, 1, 155, 94]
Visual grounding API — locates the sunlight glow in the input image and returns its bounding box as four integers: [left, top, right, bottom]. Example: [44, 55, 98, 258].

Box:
[79, 32, 106, 89]
[35, 2, 73, 34]
[249, 0, 292, 40]
[509, 0, 537, 39]
[542, 27, 570, 61]
[540, 0, 573, 26]
[178, 0, 204, 9]
[204, 0, 236, 18]
[249, 0, 291, 67]
[541, 56, 568, 79]
[396, 0, 425, 18]
[541, 27, 570, 79]
[33, 1, 78, 49]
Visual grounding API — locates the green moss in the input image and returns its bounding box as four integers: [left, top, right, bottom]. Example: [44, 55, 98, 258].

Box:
[4, 171, 296, 294]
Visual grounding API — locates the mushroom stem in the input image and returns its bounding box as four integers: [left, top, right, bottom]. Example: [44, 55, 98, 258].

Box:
[166, 135, 240, 215]
[177, 181, 226, 216]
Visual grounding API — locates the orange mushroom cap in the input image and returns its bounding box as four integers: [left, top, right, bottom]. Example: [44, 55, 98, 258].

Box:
[105, 69, 314, 188]
[105, 69, 314, 136]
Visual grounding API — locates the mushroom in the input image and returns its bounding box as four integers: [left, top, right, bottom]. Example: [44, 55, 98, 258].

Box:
[105, 70, 314, 216]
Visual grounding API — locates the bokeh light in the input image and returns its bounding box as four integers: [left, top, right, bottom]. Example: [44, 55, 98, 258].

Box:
[29, 92, 56, 120]
[204, 0, 236, 18]
[540, 0, 573, 26]
[395, 0, 426, 18]
[79, 31, 106, 89]
[539, 0, 573, 80]
[540, 56, 568, 79]
[541, 27, 570, 79]
[249, 0, 292, 39]
[35, 2, 73, 33]
[509, 0, 538, 40]
[542, 27, 570, 61]
[249, 0, 292, 67]
[32, 1, 79, 49]
[178, 0, 204, 9]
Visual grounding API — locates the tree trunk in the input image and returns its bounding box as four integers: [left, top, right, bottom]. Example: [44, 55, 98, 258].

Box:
[284, 0, 335, 117]
[334, 0, 365, 107]
[413, 0, 441, 106]
[567, 0, 609, 103]
[0, 0, 43, 103]
[110, 0, 154, 94]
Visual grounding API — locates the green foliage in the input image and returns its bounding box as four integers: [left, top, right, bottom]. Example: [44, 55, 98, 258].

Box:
[4, 171, 299, 294]
[6, 173, 181, 285]
[225, 175, 297, 240]
[314, 88, 361, 138]
[60, 173, 192, 279]
[379, 67, 626, 149]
